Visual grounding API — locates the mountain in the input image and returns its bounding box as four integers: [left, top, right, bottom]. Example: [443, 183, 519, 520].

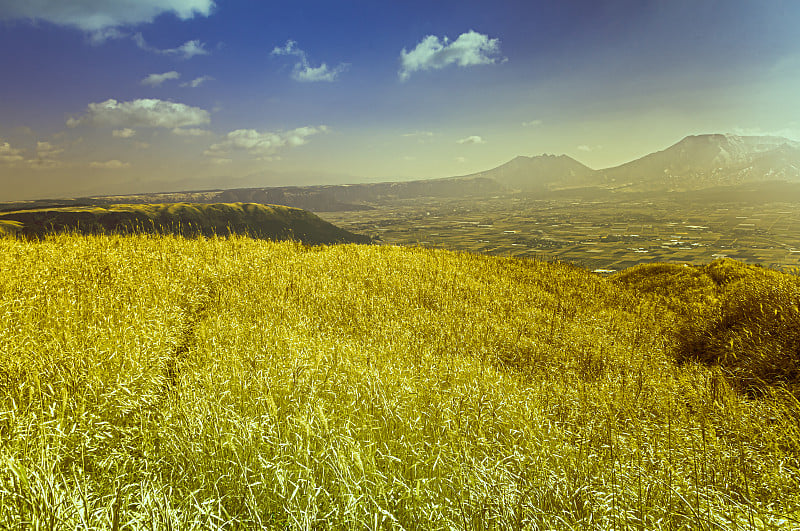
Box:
[0, 203, 372, 244]
[464, 154, 597, 191]
[599, 134, 800, 191]
[470, 134, 800, 193]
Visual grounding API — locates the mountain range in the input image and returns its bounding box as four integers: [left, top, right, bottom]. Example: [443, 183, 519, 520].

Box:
[470, 134, 800, 193]
[3, 134, 800, 212]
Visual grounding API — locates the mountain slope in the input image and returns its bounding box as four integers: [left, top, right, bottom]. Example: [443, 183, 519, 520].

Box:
[599, 134, 800, 191]
[0, 202, 371, 244]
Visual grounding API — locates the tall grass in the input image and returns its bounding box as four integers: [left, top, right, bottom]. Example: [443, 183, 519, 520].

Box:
[0, 234, 798, 529]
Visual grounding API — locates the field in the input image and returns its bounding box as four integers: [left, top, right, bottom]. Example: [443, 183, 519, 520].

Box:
[319, 193, 800, 274]
[1, 233, 799, 529]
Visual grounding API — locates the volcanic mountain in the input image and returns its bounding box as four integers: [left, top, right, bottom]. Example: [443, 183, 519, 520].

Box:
[463, 153, 597, 191]
[598, 134, 800, 191]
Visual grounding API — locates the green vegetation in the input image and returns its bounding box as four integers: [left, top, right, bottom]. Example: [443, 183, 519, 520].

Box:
[1, 234, 798, 529]
[0, 202, 371, 245]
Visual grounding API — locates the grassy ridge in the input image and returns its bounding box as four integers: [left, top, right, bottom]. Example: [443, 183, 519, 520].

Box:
[0, 234, 798, 529]
[0, 202, 371, 244]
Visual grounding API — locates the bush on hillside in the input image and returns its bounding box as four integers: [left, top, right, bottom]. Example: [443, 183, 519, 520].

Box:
[674, 271, 800, 396]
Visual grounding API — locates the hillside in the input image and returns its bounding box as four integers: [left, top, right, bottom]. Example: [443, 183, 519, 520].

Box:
[0, 202, 371, 244]
[0, 235, 798, 528]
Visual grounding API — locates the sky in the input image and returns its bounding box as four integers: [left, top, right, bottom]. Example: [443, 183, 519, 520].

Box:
[1, 0, 800, 201]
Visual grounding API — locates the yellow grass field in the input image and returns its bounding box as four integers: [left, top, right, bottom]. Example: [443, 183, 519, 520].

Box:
[0, 233, 798, 529]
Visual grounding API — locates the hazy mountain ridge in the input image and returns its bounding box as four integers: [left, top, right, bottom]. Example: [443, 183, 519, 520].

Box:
[3, 134, 799, 212]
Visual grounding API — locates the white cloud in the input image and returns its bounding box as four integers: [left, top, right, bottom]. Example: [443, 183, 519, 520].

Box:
[0, 1, 214, 35]
[67, 98, 210, 129]
[402, 131, 433, 143]
[167, 39, 209, 59]
[141, 71, 180, 87]
[172, 127, 210, 136]
[113, 128, 136, 138]
[522, 119, 542, 127]
[455, 156, 467, 163]
[577, 144, 602, 152]
[134, 33, 209, 59]
[399, 30, 503, 81]
[180, 75, 214, 88]
[293, 63, 347, 82]
[457, 135, 486, 145]
[90, 159, 131, 169]
[0, 140, 24, 163]
[204, 126, 328, 160]
[271, 40, 348, 82]
[89, 27, 128, 44]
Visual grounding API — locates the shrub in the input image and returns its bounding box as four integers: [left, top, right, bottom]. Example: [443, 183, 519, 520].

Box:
[675, 270, 800, 396]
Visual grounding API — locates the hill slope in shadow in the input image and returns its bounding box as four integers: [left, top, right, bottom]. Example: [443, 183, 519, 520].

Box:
[0, 202, 371, 244]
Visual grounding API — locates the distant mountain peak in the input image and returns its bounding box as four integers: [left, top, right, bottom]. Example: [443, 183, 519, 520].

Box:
[598, 133, 800, 191]
[469, 152, 595, 191]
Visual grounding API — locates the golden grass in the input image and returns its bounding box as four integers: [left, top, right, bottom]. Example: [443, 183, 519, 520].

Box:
[0, 233, 798, 529]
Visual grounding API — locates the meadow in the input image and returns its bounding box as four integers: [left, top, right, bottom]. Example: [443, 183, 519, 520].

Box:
[0, 233, 798, 529]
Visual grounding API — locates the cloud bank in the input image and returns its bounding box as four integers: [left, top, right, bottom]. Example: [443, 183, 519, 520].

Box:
[0, 0, 214, 32]
[26, 141, 64, 169]
[399, 30, 503, 81]
[204, 126, 327, 161]
[67, 98, 210, 129]
[272, 40, 348, 82]
[0, 140, 24, 163]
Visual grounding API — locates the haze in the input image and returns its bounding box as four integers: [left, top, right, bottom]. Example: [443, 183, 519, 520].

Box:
[1, 0, 799, 201]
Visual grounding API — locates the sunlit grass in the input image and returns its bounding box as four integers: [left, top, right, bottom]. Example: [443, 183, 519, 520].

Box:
[0, 233, 798, 529]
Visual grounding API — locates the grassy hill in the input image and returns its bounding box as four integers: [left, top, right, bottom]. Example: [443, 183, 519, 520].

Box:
[0, 234, 798, 529]
[0, 202, 371, 244]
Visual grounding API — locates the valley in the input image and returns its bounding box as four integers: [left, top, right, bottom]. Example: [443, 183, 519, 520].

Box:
[321, 191, 800, 273]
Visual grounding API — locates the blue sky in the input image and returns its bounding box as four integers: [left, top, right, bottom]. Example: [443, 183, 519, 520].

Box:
[1, 0, 799, 200]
